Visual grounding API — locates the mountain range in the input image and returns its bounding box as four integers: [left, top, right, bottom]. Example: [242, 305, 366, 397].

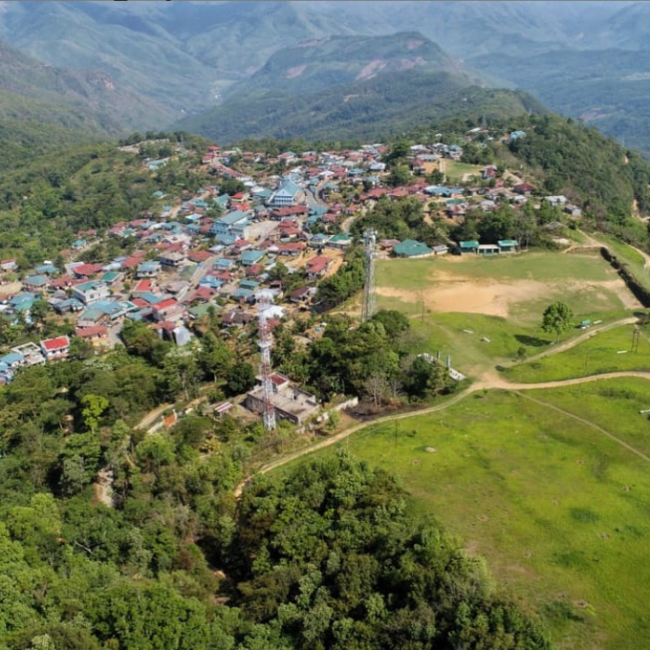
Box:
[0, 1, 650, 151]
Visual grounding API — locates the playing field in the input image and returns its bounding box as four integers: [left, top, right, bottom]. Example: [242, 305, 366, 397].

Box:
[374, 251, 640, 376]
[280, 379, 650, 650]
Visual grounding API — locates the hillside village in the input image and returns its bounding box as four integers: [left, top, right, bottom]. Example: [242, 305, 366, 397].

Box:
[0, 126, 585, 426]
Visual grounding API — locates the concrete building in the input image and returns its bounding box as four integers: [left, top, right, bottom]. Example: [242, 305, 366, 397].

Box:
[245, 372, 319, 425]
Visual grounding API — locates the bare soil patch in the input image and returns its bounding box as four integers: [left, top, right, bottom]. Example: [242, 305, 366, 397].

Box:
[376, 268, 641, 316]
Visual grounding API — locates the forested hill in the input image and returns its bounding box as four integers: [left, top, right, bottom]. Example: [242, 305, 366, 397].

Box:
[177, 70, 544, 145]
[226, 31, 472, 98]
[507, 114, 650, 227]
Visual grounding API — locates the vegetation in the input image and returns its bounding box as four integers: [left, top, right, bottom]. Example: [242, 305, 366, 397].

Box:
[178, 70, 544, 145]
[284, 385, 650, 650]
[0, 137, 210, 267]
[541, 301, 574, 341]
[504, 323, 650, 383]
[509, 114, 650, 231]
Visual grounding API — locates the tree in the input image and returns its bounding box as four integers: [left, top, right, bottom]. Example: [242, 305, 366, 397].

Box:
[541, 301, 573, 341]
[81, 394, 110, 433]
[225, 362, 256, 397]
[198, 332, 233, 383]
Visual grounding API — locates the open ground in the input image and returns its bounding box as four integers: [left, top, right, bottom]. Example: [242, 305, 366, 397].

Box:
[254, 248, 650, 650]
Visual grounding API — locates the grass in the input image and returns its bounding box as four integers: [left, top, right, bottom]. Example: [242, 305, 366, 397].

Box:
[595, 234, 650, 292]
[376, 252, 616, 285]
[373, 251, 635, 375]
[442, 160, 483, 183]
[505, 324, 650, 383]
[278, 386, 650, 650]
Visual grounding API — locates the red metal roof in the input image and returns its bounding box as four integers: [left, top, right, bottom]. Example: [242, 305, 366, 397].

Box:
[42, 336, 70, 351]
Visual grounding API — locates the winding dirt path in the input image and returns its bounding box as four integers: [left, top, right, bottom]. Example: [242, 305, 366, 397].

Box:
[234, 368, 650, 497]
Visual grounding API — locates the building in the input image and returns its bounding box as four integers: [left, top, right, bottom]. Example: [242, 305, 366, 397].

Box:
[211, 211, 249, 237]
[458, 240, 479, 254]
[72, 281, 110, 305]
[268, 179, 303, 207]
[40, 336, 70, 362]
[478, 244, 500, 255]
[151, 298, 184, 323]
[245, 372, 319, 425]
[136, 261, 161, 278]
[158, 251, 187, 268]
[75, 326, 110, 348]
[306, 255, 334, 278]
[393, 239, 432, 258]
[497, 239, 519, 253]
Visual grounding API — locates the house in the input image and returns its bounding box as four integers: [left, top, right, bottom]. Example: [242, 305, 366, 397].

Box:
[211, 211, 249, 237]
[136, 261, 161, 278]
[75, 326, 109, 348]
[77, 300, 130, 327]
[40, 336, 70, 362]
[268, 179, 303, 207]
[151, 298, 183, 323]
[245, 372, 319, 425]
[23, 275, 49, 292]
[0, 259, 17, 273]
[158, 251, 187, 268]
[497, 239, 519, 253]
[12, 342, 45, 367]
[431, 244, 449, 256]
[240, 250, 265, 267]
[210, 401, 234, 418]
[328, 234, 352, 250]
[221, 310, 256, 328]
[72, 281, 110, 305]
[514, 183, 535, 195]
[393, 240, 432, 258]
[290, 286, 315, 305]
[306, 255, 334, 278]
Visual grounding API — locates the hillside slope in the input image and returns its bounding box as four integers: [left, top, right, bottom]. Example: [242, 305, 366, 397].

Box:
[0, 41, 167, 134]
[178, 69, 544, 145]
[228, 32, 471, 98]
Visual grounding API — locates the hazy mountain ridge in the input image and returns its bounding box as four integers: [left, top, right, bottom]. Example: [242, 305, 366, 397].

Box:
[177, 69, 544, 145]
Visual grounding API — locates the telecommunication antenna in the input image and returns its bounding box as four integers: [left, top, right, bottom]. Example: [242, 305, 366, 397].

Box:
[257, 293, 276, 431]
[362, 229, 377, 322]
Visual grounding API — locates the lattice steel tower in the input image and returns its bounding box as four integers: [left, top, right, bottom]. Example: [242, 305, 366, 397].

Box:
[257, 293, 276, 431]
[362, 229, 378, 322]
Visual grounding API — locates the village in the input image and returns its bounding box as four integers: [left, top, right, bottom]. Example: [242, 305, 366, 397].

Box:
[0, 127, 584, 427]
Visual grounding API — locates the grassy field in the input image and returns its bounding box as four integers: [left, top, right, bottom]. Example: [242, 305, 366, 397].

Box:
[441, 160, 483, 183]
[505, 323, 650, 383]
[279, 384, 650, 650]
[374, 252, 636, 375]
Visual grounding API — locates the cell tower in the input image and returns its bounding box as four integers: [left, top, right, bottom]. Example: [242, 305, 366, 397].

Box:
[257, 293, 276, 431]
[362, 229, 377, 322]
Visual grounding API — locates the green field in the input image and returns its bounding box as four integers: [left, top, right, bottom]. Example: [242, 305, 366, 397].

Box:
[506, 323, 650, 383]
[374, 252, 636, 376]
[442, 160, 483, 183]
[280, 382, 650, 650]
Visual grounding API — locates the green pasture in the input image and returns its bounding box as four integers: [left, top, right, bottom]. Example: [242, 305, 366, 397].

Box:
[280, 385, 650, 650]
[505, 323, 650, 383]
[442, 160, 483, 183]
[539, 377, 650, 457]
[375, 251, 636, 375]
[376, 251, 617, 285]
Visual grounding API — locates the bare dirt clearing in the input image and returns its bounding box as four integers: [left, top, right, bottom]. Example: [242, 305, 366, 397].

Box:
[376, 272, 640, 317]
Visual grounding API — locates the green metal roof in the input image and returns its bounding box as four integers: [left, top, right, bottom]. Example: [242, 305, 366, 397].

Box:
[459, 240, 479, 249]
